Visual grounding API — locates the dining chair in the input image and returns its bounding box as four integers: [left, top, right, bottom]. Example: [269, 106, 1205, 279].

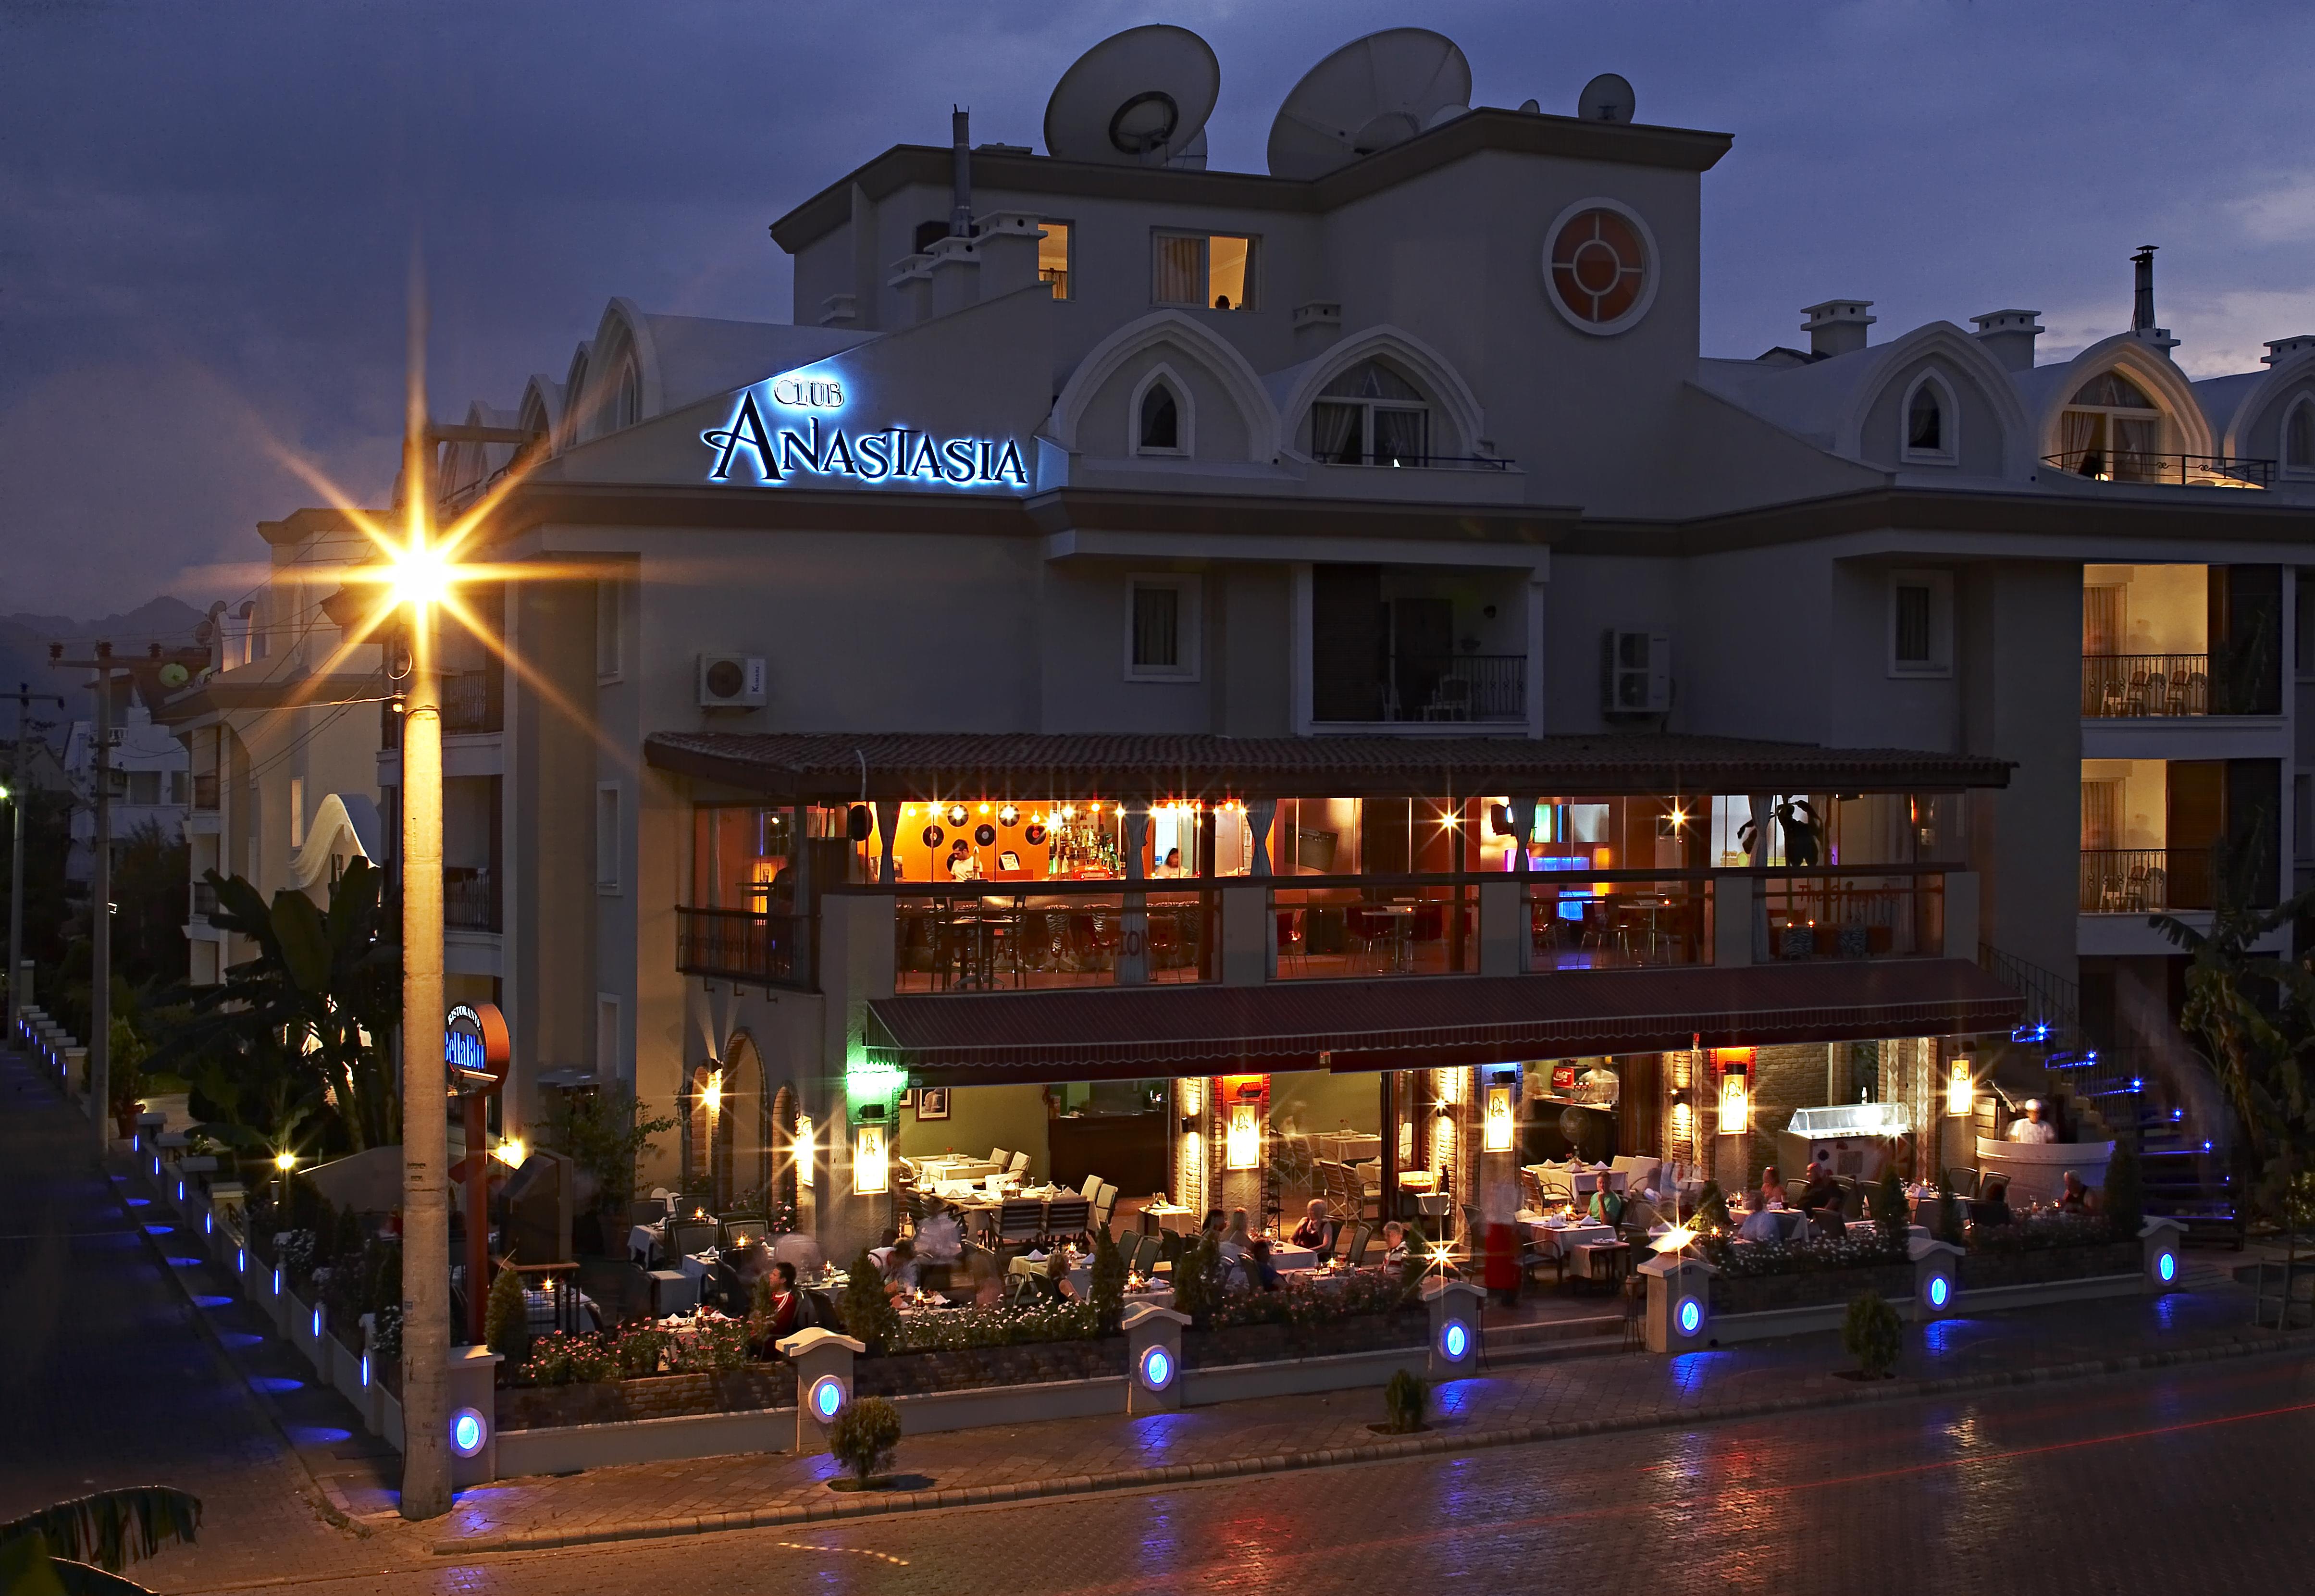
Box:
[1007, 1151, 1031, 1178]
[1044, 1196, 1091, 1244]
[1092, 1182, 1119, 1235]
[990, 1147, 1011, 1170]
[719, 1217, 768, 1249]
[669, 1218, 718, 1257]
[1335, 1222, 1369, 1267]
[995, 1199, 1046, 1253]
[1079, 1174, 1102, 1202]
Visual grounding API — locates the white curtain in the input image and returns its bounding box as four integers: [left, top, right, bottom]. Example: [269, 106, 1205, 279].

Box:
[1309, 402, 1361, 463]
[1373, 407, 1430, 466]
[1154, 235, 1203, 305]
[2059, 410, 2100, 470]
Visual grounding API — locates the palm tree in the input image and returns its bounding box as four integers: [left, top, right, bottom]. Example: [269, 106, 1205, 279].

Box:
[151, 859, 402, 1152]
[0, 1485, 200, 1594]
[2151, 820, 2315, 1322]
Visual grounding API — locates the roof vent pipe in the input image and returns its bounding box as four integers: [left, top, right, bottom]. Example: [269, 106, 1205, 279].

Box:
[1800, 299, 1875, 359]
[2131, 245, 2156, 334]
[950, 107, 974, 237]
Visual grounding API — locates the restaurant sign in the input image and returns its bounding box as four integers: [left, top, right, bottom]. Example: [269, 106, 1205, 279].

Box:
[702, 373, 1029, 491]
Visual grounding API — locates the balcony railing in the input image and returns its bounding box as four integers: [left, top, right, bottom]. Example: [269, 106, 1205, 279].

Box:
[441, 671, 502, 736]
[677, 906, 810, 988]
[445, 867, 499, 932]
[2081, 848, 2208, 913]
[1315, 655, 1527, 724]
[893, 880, 1213, 992]
[1755, 869, 1943, 961]
[2082, 654, 2209, 717]
[1274, 880, 1476, 978]
[192, 772, 219, 810]
[2043, 450, 2272, 489]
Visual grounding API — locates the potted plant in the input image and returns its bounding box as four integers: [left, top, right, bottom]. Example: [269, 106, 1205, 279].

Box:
[1842, 1289, 1902, 1379]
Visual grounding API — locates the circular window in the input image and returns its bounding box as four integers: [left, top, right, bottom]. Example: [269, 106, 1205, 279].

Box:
[1543, 200, 1657, 336]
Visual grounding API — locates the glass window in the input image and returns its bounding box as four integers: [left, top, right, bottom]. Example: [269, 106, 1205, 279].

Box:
[1152, 233, 1256, 310]
[1038, 220, 1072, 300]
[2071, 371, 2158, 409]
[1906, 384, 1943, 453]
[1138, 384, 1180, 452]
[1547, 207, 1650, 327]
[1132, 583, 1180, 668]
[2286, 399, 2315, 471]
[1309, 360, 1433, 466]
[1894, 585, 1932, 662]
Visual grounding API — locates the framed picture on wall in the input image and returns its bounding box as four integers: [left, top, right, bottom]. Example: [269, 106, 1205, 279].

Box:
[917, 1088, 951, 1121]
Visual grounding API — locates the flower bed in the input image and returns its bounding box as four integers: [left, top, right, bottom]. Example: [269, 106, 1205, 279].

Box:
[859, 1340, 1124, 1397]
[1183, 1309, 1429, 1368]
[1959, 1239, 2138, 1289]
[497, 1366, 795, 1432]
[1711, 1262, 1915, 1315]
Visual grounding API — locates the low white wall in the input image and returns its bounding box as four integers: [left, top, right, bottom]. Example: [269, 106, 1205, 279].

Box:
[1182, 1347, 1425, 1406]
[497, 1408, 793, 1476]
[1705, 1271, 2143, 1345]
[890, 1375, 1127, 1435]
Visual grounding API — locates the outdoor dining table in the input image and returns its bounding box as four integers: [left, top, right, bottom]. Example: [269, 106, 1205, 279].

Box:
[1523, 1218, 1616, 1274]
[1140, 1201, 1201, 1236]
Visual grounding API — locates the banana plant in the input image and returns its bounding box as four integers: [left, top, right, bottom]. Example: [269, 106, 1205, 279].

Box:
[150, 858, 401, 1152]
[0, 1486, 201, 1595]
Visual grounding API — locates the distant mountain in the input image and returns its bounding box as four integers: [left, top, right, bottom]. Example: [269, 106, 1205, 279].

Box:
[0, 596, 211, 743]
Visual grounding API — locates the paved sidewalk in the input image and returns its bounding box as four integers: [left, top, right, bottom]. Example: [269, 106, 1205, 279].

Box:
[433, 1257, 2304, 1554]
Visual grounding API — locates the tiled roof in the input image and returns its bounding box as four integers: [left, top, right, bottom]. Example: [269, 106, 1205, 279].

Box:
[644, 730, 2010, 802]
[866, 958, 2024, 1085]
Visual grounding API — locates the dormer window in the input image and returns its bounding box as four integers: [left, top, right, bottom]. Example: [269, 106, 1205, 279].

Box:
[1901, 373, 1956, 464]
[1309, 360, 1431, 467]
[616, 361, 642, 430]
[2059, 370, 2162, 481]
[1138, 382, 1181, 453]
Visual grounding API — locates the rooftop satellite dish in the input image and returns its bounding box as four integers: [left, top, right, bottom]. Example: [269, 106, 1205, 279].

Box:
[1267, 28, 1472, 180]
[1577, 73, 1636, 124]
[1518, 98, 1541, 114]
[1044, 25, 1221, 167]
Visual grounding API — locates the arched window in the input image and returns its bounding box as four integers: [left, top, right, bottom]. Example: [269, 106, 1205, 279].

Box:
[616, 361, 642, 430]
[1309, 359, 1431, 467]
[2285, 396, 2315, 476]
[2058, 369, 2163, 482]
[1139, 382, 1180, 452]
[1906, 382, 1944, 455]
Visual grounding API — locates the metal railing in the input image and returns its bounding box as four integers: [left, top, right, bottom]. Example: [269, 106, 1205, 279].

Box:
[2043, 450, 2273, 488]
[192, 772, 219, 811]
[677, 906, 810, 989]
[1529, 876, 1709, 969]
[2080, 848, 2208, 912]
[1316, 453, 1513, 471]
[2082, 654, 2209, 717]
[1273, 880, 1476, 979]
[445, 868, 499, 932]
[892, 880, 1213, 992]
[441, 671, 501, 735]
[1755, 869, 1943, 962]
[1316, 654, 1527, 724]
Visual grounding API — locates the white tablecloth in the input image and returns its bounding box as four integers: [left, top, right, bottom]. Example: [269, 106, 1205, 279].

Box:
[1143, 1203, 1200, 1235]
[1525, 1220, 1615, 1261]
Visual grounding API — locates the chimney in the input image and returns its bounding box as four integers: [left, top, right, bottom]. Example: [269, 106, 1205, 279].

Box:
[2263, 335, 2315, 366]
[1970, 309, 2044, 372]
[2129, 246, 2178, 352]
[950, 107, 974, 238]
[1800, 299, 1875, 359]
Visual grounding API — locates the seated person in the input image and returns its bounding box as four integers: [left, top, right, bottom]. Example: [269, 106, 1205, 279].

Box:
[1219, 1209, 1255, 1266]
[1381, 1220, 1409, 1266]
[1794, 1160, 1843, 1213]
[1154, 847, 1187, 878]
[771, 1229, 824, 1278]
[945, 840, 983, 881]
[1244, 1238, 1283, 1292]
[2058, 1170, 2099, 1215]
[1289, 1199, 1334, 1258]
[758, 1260, 804, 1341]
[1587, 1180, 1625, 1227]
[1034, 1251, 1076, 1302]
[1758, 1165, 1787, 1210]
[1736, 1190, 1785, 1243]
[1975, 1177, 2015, 1228]
[1620, 1188, 1665, 1233]
[866, 1237, 917, 1299]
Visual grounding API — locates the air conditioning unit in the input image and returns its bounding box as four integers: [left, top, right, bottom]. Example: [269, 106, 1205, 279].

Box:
[1600, 630, 1672, 716]
[696, 654, 767, 709]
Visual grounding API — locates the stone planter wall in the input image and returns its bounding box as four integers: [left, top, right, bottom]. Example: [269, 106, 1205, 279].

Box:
[1182, 1311, 1428, 1369]
[858, 1339, 1125, 1398]
[497, 1366, 795, 1432]
[1959, 1240, 2138, 1290]
[1711, 1264, 1914, 1315]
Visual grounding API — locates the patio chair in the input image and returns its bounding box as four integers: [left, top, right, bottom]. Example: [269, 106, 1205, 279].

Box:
[668, 1218, 719, 1258]
[1943, 1167, 1978, 1198]
[1092, 1182, 1119, 1235]
[1275, 908, 1306, 973]
[1044, 1197, 1092, 1244]
[1079, 1174, 1102, 1201]
[990, 1147, 1011, 1170]
[719, 1217, 768, 1249]
[995, 1199, 1046, 1254]
[1007, 1150, 1031, 1178]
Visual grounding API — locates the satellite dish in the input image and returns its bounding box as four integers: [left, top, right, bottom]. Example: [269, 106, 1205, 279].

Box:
[1577, 73, 1637, 124]
[1266, 28, 1472, 179]
[1518, 98, 1541, 114]
[1044, 25, 1221, 167]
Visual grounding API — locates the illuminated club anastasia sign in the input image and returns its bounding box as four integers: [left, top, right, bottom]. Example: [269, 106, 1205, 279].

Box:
[702, 372, 1030, 490]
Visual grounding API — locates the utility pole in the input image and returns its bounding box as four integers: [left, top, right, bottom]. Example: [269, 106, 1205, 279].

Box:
[4, 683, 65, 1038]
[48, 645, 118, 1151]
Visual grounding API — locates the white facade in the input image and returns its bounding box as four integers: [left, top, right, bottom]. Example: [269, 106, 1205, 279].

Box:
[64, 700, 188, 885]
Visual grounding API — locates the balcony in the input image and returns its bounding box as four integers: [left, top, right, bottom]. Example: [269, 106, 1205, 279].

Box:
[444, 867, 499, 932]
[2080, 848, 2208, 913]
[2044, 450, 2272, 489]
[895, 882, 1214, 992]
[677, 906, 810, 989]
[1315, 655, 1526, 725]
[2082, 655, 2209, 718]
[441, 671, 502, 736]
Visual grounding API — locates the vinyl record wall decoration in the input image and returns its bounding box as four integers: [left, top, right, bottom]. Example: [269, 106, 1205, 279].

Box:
[921, 825, 945, 848]
[974, 824, 997, 847]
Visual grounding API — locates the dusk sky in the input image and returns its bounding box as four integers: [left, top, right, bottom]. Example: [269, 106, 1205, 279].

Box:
[1, 0, 2309, 621]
